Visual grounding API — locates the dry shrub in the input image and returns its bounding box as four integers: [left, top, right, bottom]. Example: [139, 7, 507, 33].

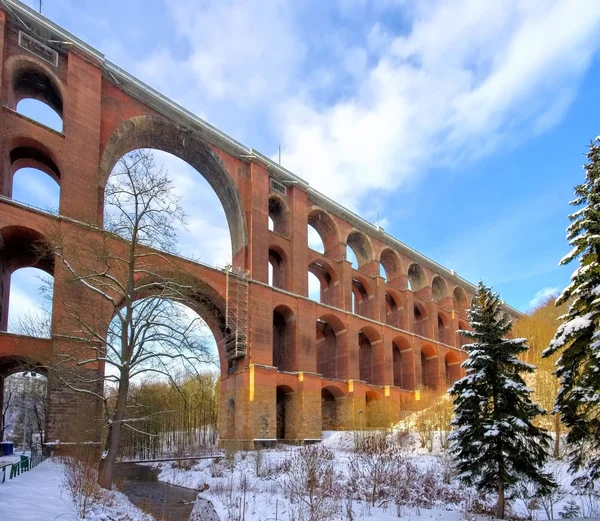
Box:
[283, 445, 340, 521]
[61, 444, 107, 518]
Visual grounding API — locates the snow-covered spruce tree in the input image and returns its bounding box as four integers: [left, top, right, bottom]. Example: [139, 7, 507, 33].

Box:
[449, 281, 555, 519]
[544, 137, 600, 487]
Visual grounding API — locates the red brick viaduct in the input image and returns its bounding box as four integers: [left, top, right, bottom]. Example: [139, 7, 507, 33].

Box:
[0, 1, 519, 449]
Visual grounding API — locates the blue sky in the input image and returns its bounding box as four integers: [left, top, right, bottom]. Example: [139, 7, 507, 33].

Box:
[8, 0, 600, 330]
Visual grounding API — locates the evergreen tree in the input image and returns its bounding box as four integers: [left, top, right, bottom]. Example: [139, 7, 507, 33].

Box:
[450, 281, 555, 519]
[544, 137, 600, 486]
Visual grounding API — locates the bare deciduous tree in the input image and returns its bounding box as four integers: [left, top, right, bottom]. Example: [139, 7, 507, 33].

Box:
[47, 150, 216, 488]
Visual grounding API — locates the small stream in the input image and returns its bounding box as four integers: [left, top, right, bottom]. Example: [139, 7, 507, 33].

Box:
[113, 463, 199, 521]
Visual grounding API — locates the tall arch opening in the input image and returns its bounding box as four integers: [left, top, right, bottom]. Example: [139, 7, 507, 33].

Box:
[392, 337, 413, 389]
[0, 226, 54, 336]
[0, 363, 48, 450]
[358, 332, 373, 384]
[432, 276, 448, 302]
[380, 248, 401, 282]
[316, 314, 345, 379]
[276, 385, 294, 441]
[307, 208, 338, 255]
[437, 313, 449, 345]
[385, 292, 400, 327]
[458, 320, 469, 348]
[100, 117, 246, 264]
[321, 385, 345, 431]
[421, 345, 438, 390]
[414, 304, 426, 337]
[308, 259, 337, 305]
[9, 59, 63, 132]
[352, 277, 372, 318]
[268, 195, 289, 236]
[346, 230, 372, 269]
[268, 247, 286, 289]
[273, 305, 295, 372]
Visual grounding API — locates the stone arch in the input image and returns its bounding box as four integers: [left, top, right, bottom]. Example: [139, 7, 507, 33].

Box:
[308, 257, 338, 305]
[316, 313, 346, 379]
[0, 225, 54, 332]
[346, 230, 373, 268]
[268, 194, 289, 236]
[268, 246, 287, 290]
[276, 384, 294, 441]
[100, 115, 248, 259]
[385, 291, 401, 327]
[445, 351, 461, 388]
[453, 286, 468, 312]
[431, 276, 448, 302]
[273, 304, 295, 372]
[407, 263, 426, 291]
[351, 275, 373, 317]
[421, 344, 439, 390]
[6, 55, 64, 124]
[380, 248, 402, 281]
[392, 336, 413, 389]
[437, 312, 450, 345]
[358, 326, 380, 385]
[321, 384, 346, 431]
[307, 207, 339, 254]
[413, 302, 427, 337]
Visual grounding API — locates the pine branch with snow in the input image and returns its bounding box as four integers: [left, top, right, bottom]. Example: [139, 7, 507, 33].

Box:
[450, 281, 555, 519]
[544, 137, 600, 487]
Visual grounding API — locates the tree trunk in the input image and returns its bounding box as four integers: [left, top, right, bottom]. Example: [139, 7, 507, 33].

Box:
[553, 414, 561, 458]
[97, 373, 130, 489]
[497, 479, 505, 519]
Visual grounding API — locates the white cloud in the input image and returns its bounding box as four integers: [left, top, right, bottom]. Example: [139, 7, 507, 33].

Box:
[528, 286, 560, 310]
[278, 0, 600, 210]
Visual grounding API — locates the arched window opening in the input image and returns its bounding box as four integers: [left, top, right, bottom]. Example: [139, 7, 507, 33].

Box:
[453, 287, 468, 313]
[438, 314, 447, 344]
[11, 64, 63, 133]
[16, 99, 63, 133]
[432, 276, 447, 302]
[276, 385, 294, 441]
[408, 263, 426, 292]
[358, 332, 373, 384]
[322, 387, 344, 431]
[308, 260, 335, 304]
[105, 149, 232, 267]
[268, 248, 286, 289]
[414, 305, 425, 337]
[0, 227, 54, 338]
[380, 249, 401, 282]
[308, 209, 338, 254]
[385, 292, 400, 327]
[392, 337, 413, 389]
[273, 307, 295, 372]
[268, 196, 289, 236]
[316, 318, 340, 379]
[1, 369, 48, 450]
[12, 168, 59, 214]
[346, 231, 372, 268]
[421, 345, 438, 390]
[445, 352, 461, 388]
[352, 279, 369, 317]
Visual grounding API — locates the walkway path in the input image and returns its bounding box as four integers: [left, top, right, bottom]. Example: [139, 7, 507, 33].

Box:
[0, 459, 77, 521]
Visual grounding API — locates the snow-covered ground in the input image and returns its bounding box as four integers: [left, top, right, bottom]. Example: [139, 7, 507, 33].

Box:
[0, 459, 153, 521]
[151, 431, 596, 521]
